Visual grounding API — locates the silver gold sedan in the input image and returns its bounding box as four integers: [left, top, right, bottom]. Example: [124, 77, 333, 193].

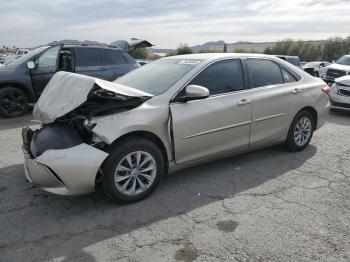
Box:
[22, 53, 329, 202]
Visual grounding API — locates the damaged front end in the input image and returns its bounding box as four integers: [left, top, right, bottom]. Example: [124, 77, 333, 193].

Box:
[22, 72, 152, 195]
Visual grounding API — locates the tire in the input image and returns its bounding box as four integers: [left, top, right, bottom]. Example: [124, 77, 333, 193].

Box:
[0, 87, 29, 117]
[286, 110, 314, 152]
[101, 137, 164, 203]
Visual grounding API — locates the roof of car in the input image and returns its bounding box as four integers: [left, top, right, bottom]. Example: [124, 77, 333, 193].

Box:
[305, 61, 329, 64]
[164, 53, 276, 61]
[275, 55, 299, 58]
[59, 44, 124, 51]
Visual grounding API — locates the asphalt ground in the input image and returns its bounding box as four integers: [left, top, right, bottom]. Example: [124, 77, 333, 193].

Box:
[0, 110, 349, 262]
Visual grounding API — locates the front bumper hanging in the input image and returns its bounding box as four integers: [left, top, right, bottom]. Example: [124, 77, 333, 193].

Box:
[22, 127, 109, 195]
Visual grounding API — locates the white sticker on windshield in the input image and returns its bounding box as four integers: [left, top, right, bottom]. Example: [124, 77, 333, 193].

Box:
[178, 60, 201, 65]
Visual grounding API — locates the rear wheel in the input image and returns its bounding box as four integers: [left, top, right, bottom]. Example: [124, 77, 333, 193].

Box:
[101, 137, 164, 203]
[0, 87, 29, 117]
[286, 110, 314, 152]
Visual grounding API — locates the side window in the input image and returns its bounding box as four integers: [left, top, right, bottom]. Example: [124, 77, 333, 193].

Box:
[281, 68, 297, 83]
[247, 59, 284, 88]
[103, 50, 128, 65]
[190, 59, 244, 95]
[37, 46, 60, 68]
[76, 48, 103, 67]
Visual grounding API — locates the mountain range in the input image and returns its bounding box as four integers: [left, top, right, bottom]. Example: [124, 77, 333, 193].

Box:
[47, 39, 254, 53]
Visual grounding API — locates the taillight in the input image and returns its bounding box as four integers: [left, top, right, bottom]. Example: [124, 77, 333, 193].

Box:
[321, 85, 330, 94]
[132, 62, 141, 70]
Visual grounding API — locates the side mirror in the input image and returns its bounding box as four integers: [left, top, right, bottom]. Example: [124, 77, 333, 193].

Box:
[185, 85, 210, 101]
[26, 61, 35, 70]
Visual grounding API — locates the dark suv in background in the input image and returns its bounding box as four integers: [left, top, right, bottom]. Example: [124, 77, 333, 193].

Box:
[0, 44, 147, 117]
[275, 55, 302, 68]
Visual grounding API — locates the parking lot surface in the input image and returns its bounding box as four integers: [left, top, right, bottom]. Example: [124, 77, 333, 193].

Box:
[0, 111, 349, 262]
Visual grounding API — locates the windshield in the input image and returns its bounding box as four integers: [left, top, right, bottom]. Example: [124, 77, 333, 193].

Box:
[114, 59, 202, 95]
[6, 46, 49, 66]
[336, 55, 350, 66]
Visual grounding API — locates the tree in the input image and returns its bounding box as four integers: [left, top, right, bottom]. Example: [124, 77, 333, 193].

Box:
[198, 49, 218, 53]
[166, 43, 193, 56]
[176, 43, 193, 55]
[234, 48, 257, 53]
[322, 37, 350, 62]
[263, 36, 350, 61]
[129, 48, 149, 59]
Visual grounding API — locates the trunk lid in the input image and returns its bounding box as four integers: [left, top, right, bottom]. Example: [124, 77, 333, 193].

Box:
[33, 71, 153, 123]
[111, 38, 153, 52]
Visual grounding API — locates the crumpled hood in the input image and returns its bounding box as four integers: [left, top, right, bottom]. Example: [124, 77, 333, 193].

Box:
[33, 71, 152, 123]
[335, 75, 350, 86]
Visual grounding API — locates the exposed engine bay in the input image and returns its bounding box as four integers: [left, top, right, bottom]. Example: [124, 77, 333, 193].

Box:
[28, 72, 152, 156]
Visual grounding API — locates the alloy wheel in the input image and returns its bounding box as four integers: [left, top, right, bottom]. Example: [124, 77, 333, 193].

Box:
[114, 151, 157, 196]
[293, 117, 312, 146]
[0, 90, 27, 116]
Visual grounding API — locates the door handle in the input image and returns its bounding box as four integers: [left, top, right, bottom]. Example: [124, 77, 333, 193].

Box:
[292, 88, 302, 94]
[237, 99, 252, 106]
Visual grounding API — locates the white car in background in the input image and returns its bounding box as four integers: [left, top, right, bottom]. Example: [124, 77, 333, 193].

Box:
[329, 75, 350, 111]
[303, 61, 331, 77]
[323, 55, 350, 84]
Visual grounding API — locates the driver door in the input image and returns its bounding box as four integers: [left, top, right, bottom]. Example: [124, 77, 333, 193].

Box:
[170, 59, 252, 164]
[30, 45, 62, 96]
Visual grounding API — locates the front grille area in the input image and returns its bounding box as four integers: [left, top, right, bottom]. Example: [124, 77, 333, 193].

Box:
[326, 69, 347, 80]
[330, 100, 350, 109]
[339, 88, 350, 97]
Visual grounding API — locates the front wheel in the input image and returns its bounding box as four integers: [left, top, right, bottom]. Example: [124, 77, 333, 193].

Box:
[0, 87, 29, 117]
[101, 137, 164, 203]
[286, 110, 314, 152]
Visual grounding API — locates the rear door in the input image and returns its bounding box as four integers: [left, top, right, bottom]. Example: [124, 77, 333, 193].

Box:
[101, 49, 133, 80]
[170, 59, 252, 164]
[74, 47, 109, 80]
[246, 58, 303, 146]
[30, 45, 61, 96]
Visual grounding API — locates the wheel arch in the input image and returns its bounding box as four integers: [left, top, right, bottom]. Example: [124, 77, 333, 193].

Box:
[297, 106, 318, 130]
[0, 82, 35, 102]
[106, 130, 169, 171]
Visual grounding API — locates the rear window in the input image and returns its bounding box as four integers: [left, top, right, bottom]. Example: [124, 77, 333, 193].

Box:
[102, 49, 128, 65]
[76, 48, 103, 67]
[247, 59, 284, 88]
[281, 68, 297, 83]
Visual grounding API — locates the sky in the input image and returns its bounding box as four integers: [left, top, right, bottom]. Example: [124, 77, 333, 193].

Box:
[2, 0, 350, 49]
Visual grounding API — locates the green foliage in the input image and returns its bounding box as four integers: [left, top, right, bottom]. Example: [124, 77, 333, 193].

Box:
[234, 48, 257, 53]
[264, 36, 350, 61]
[198, 49, 219, 53]
[176, 43, 193, 55]
[166, 43, 193, 56]
[323, 36, 350, 62]
[129, 48, 149, 59]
